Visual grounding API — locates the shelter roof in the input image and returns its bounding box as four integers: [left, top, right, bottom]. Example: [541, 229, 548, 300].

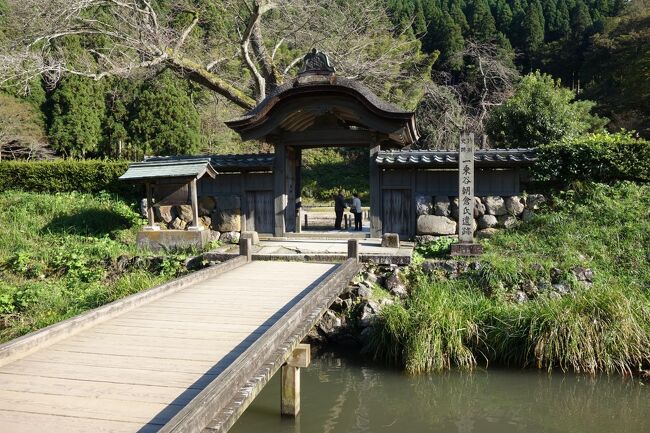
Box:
[376, 148, 537, 168]
[119, 158, 217, 182]
[144, 154, 274, 172]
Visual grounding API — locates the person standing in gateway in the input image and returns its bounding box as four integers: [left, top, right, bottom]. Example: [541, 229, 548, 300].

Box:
[334, 190, 346, 230]
[351, 192, 362, 231]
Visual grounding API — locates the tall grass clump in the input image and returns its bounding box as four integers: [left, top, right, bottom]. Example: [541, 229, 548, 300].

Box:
[372, 182, 650, 375]
[371, 275, 490, 374]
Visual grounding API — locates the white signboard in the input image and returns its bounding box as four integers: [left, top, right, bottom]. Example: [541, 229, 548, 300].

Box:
[458, 133, 475, 243]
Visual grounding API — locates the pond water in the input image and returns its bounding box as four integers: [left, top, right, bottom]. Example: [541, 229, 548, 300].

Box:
[230, 352, 649, 433]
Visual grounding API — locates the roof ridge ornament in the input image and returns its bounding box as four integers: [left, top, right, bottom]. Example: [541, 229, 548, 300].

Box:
[298, 48, 336, 75]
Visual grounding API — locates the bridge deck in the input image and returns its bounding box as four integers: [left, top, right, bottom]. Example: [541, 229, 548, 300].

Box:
[0, 260, 339, 433]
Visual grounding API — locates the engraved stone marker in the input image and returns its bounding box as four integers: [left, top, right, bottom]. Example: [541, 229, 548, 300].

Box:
[451, 133, 483, 256]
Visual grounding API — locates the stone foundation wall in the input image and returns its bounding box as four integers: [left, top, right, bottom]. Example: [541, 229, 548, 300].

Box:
[415, 193, 546, 242]
[142, 195, 243, 244]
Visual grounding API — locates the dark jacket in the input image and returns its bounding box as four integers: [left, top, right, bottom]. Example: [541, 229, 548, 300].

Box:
[334, 194, 346, 212]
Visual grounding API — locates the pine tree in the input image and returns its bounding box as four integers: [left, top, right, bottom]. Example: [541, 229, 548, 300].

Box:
[523, 0, 545, 54]
[470, 0, 497, 41]
[571, 0, 593, 40]
[48, 76, 106, 158]
[129, 71, 201, 156]
[494, 0, 514, 35]
[447, 0, 470, 34]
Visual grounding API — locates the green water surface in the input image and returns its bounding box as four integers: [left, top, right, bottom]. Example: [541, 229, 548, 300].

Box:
[230, 353, 649, 433]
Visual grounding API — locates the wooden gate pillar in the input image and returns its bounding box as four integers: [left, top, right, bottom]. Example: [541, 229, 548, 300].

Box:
[273, 143, 287, 237]
[369, 144, 382, 238]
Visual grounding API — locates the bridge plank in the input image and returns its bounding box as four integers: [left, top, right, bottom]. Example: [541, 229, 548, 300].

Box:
[0, 409, 153, 433]
[0, 374, 200, 405]
[0, 261, 340, 432]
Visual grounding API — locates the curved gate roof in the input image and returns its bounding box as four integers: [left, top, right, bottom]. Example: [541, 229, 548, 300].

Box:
[225, 50, 419, 147]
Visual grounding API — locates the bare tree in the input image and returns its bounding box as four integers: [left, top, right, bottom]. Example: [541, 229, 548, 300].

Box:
[416, 40, 519, 149]
[0, 0, 426, 112]
[0, 94, 52, 161]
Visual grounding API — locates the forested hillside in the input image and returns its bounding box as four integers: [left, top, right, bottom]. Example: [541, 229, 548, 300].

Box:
[0, 0, 647, 159]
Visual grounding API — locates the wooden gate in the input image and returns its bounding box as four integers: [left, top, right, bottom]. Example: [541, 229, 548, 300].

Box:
[246, 191, 274, 234]
[382, 189, 412, 238]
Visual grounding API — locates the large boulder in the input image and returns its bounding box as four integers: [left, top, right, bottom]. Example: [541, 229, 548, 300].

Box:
[213, 210, 241, 232]
[478, 214, 498, 229]
[139, 198, 148, 219]
[169, 217, 186, 230]
[198, 196, 216, 216]
[214, 195, 241, 232]
[505, 196, 525, 216]
[416, 194, 433, 216]
[474, 197, 486, 217]
[175, 205, 194, 223]
[385, 270, 408, 299]
[526, 194, 547, 210]
[220, 231, 241, 244]
[522, 209, 536, 222]
[433, 196, 451, 217]
[477, 228, 499, 239]
[483, 196, 507, 216]
[417, 215, 457, 235]
[451, 197, 460, 219]
[497, 214, 519, 229]
[154, 205, 174, 224]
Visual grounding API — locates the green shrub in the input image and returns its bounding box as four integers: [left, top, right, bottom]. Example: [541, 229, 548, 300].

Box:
[0, 160, 138, 197]
[532, 132, 650, 185]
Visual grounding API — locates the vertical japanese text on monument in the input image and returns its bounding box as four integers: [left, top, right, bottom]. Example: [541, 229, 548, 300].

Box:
[458, 133, 475, 243]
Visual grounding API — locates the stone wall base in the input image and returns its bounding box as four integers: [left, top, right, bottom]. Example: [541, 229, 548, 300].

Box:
[137, 229, 210, 251]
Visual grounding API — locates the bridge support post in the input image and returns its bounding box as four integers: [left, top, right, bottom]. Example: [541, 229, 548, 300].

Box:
[281, 343, 310, 417]
[239, 238, 252, 262]
[348, 239, 359, 263]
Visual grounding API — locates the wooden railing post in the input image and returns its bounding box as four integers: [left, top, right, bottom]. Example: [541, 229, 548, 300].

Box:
[347, 239, 359, 263]
[239, 238, 252, 262]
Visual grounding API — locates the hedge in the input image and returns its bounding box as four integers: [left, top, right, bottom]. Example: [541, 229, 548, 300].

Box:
[0, 160, 140, 197]
[532, 132, 650, 185]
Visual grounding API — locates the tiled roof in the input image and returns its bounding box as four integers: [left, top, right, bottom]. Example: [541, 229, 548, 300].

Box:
[119, 158, 217, 181]
[143, 154, 274, 172]
[376, 148, 537, 167]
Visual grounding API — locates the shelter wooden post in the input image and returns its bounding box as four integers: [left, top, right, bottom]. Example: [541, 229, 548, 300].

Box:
[144, 182, 158, 230]
[188, 178, 201, 231]
[281, 344, 310, 417]
[369, 144, 382, 238]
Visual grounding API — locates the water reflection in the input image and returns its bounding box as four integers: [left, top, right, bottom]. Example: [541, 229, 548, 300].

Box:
[230, 353, 649, 433]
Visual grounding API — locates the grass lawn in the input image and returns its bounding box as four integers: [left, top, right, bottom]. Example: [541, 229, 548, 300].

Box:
[0, 191, 194, 343]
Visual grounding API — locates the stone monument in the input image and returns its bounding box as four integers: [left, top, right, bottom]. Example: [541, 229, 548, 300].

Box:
[451, 133, 484, 256]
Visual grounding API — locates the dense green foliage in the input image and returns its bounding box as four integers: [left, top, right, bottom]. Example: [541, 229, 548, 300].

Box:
[372, 182, 650, 375]
[301, 149, 370, 204]
[388, 0, 649, 138]
[0, 160, 137, 197]
[486, 71, 606, 147]
[128, 71, 201, 156]
[0, 191, 192, 342]
[532, 132, 650, 184]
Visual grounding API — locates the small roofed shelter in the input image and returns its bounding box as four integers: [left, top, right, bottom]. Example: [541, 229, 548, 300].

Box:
[225, 49, 419, 238]
[119, 158, 217, 249]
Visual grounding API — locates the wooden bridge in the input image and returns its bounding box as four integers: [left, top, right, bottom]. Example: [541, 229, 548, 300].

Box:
[0, 243, 361, 433]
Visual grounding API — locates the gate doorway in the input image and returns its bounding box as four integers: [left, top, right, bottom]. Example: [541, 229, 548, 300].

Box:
[298, 148, 370, 236]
